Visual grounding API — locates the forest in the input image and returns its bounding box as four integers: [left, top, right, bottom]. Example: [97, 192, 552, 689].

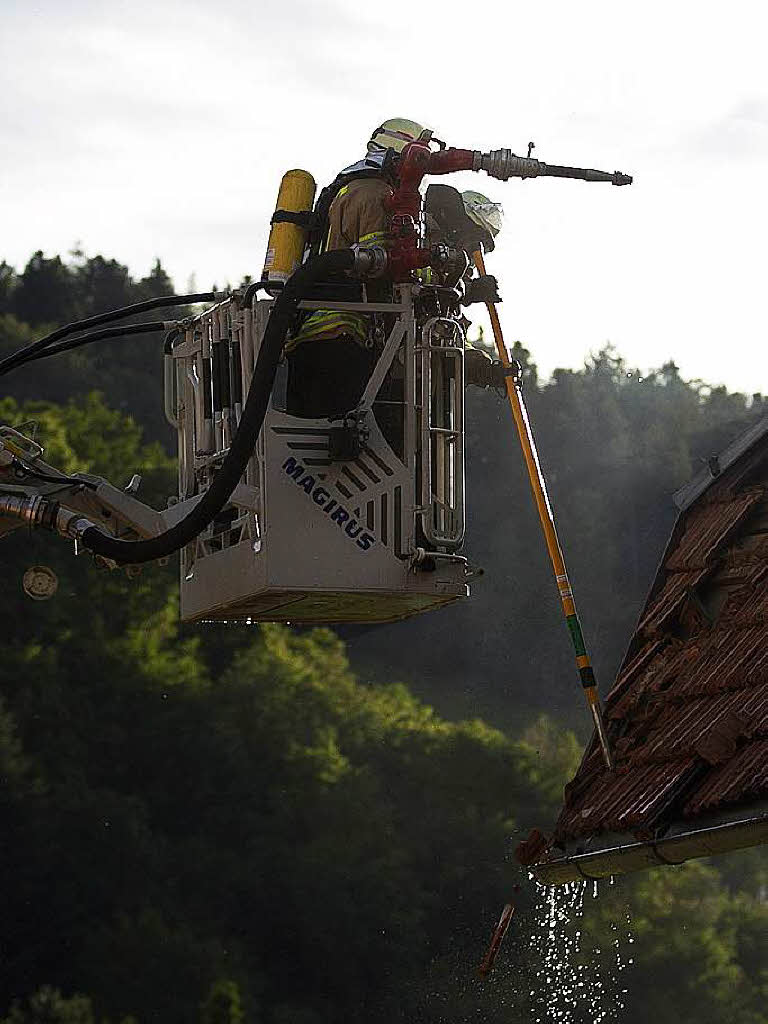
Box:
[0, 250, 766, 1023]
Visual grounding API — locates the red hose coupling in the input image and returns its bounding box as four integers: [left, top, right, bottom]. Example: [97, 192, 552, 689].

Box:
[387, 241, 432, 282]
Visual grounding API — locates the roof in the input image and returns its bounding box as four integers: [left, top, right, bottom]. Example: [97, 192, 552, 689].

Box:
[673, 416, 768, 512]
[519, 416, 768, 875]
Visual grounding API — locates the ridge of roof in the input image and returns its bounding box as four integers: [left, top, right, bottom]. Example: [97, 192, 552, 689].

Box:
[674, 415, 768, 512]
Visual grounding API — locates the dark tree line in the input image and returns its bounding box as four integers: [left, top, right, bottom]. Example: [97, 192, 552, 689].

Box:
[0, 252, 178, 446]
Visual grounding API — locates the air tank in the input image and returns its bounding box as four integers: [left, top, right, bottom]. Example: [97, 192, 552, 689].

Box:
[261, 169, 316, 292]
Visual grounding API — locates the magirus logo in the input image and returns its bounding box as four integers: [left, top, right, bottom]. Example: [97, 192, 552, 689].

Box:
[282, 458, 376, 551]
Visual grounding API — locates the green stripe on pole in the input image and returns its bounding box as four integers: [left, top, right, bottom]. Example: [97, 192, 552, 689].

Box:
[566, 614, 587, 658]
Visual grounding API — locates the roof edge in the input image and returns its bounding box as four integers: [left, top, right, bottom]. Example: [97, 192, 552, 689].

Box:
[673, 415, 768, 512]
[531, 807, 768, 887]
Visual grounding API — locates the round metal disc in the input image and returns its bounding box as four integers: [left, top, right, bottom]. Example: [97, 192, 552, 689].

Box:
[22, 565, 59, 601]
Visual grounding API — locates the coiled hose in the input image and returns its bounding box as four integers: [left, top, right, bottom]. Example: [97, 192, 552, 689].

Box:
[80, 249, 356, 565]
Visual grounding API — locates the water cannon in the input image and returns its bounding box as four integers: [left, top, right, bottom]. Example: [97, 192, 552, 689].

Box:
[419, 141, 633, 186]
[379, 138, 633, 281]
[473, 147, 633, 186]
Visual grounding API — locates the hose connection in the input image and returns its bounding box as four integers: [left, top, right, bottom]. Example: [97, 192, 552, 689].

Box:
[0, 495, 96, 542]
[474, 149, 540, 180]
[349, 244, 388, 278]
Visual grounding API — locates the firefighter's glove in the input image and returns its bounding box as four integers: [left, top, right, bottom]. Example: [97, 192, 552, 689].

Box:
[465, 350, 515, 392]
[461, 274, 501, 306]
[464, 348, 496, 389]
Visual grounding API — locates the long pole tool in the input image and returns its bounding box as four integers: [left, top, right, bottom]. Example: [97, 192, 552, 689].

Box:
[474, 250, 613, 771]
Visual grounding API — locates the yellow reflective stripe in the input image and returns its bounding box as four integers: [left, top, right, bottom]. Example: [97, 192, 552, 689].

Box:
[286, 309, 368, 351]
[297, 318, 366, 340]
[298, 310, 366, 329]
[337, 185, 350, 198]
[286, 331, 367, 352]
[359, 230, 389, 244]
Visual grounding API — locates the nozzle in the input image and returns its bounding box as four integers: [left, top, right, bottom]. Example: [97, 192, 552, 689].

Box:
[540, 162, 633, 187]
[473, 149, 633, 187]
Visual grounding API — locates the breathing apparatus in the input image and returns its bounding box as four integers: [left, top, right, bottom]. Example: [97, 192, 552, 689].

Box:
[261, 169, 317, 294]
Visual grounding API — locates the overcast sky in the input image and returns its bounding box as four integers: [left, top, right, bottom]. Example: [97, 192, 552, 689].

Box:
[2, 0, 767, 394]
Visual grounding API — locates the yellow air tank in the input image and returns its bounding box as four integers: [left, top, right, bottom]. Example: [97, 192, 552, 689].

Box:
[262, 169, 317, 291]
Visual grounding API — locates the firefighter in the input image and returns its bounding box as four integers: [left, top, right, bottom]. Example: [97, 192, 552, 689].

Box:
[285, 118, 504, 418]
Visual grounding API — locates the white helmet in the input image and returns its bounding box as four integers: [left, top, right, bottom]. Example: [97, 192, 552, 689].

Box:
[368, 118, 427, 155]
[462, 191, 504, 239]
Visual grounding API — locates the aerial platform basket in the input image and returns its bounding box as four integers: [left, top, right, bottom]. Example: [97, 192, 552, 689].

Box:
[164, 286, 475, 624]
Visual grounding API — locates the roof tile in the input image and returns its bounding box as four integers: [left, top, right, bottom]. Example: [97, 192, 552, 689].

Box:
[551, 436, 768, 844]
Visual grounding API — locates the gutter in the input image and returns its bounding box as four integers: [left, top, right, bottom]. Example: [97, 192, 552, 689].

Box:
[532, 812, 768, 886]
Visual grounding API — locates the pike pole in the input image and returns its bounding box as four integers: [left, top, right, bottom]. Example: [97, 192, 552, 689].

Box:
[474, 250, 613, 771]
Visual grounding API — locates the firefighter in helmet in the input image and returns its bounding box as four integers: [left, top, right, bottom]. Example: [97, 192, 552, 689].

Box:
[285, 118, 504, 418]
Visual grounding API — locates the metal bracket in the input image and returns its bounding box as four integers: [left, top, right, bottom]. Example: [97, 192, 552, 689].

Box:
[357, 320, 408, 413]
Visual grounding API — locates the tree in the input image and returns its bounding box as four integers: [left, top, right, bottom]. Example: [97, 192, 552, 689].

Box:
[10, 253, 78, 328]
[0, 261, 16, 313]
[0, 988, 96, 1024]
[571, 863, 768, 1024]
[73, 255, 134, 318]
[200, 981, 246, 1024]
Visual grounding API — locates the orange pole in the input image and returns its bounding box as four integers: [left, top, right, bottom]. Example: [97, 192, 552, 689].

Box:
[474, 250, 613, 771]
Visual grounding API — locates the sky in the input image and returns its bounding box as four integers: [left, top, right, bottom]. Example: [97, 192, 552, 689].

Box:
[1, 0, 767, 394]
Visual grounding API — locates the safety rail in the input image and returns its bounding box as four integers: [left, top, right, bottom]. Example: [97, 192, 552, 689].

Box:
[165, 288, 467, 575]
[418, 316, 465, 548]
[164, 297, 265, 579]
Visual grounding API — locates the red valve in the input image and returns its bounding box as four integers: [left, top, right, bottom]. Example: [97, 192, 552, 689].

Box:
[384, 142, 476, 283]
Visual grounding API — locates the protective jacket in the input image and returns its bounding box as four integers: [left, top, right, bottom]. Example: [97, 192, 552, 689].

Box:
[286, 165, 393, 352]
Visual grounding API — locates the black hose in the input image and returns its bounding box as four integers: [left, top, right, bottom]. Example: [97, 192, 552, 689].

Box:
[18, 321, 172, 368]
[242, 279, 280, 306]
[81, 249, 356, 565]
[0, 291, 221, 377]
[163, 327, 182, 355]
